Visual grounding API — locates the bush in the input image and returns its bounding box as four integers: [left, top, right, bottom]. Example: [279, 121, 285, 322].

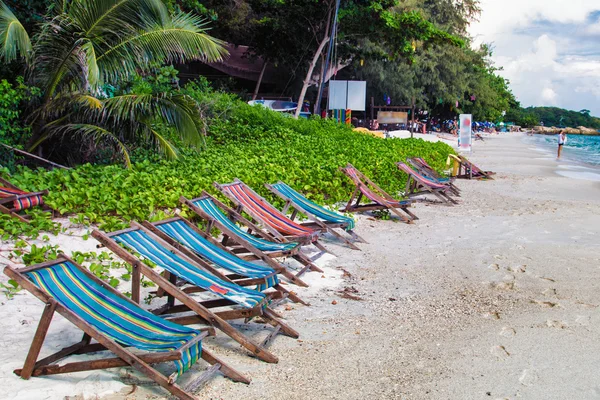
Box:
[4, 100, 455, 232]
[0, 78, 40, 170]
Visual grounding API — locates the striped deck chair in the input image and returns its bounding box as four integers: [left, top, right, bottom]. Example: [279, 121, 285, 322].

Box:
[4, 256, 249, 400]
[339, 164, 418, 224]
[93, 226, 298, 363]
[448, 154, 495, 180]
[407, 158, 461, 196]
[0, 176, 49, 223]
[143, 217, 307, 305]
[396, 162, 458, 205]
[266, 181, 367, 250]
[181, 193, 323, 282]
[214, 179, 330, 254]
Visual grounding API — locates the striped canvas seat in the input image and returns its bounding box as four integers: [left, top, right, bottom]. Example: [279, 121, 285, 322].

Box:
[219, 182, 318, 238]
[192, 197, 299, 253]
[114, 230, 266, 309]
[154, 219, 279, 290]
[344, 166, 412, 207]
[397, 163, 448, 189]
[0, 185, 44, 211]
[413, 158, 451, 182]
[271, 182, 356, 230]
[27, 261, 202, 374]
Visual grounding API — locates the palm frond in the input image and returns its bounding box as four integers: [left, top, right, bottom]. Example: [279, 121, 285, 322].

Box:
[147, 126, 178, 160]
[96, 12, 227, 83]
[101, 93, 203, 148]
[32, 122, 132, 167]
[0, 0, 31, 62]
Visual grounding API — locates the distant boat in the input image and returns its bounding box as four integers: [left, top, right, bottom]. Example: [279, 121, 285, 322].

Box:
[248, 100, 311, 118]
[248, 100, 298, 112]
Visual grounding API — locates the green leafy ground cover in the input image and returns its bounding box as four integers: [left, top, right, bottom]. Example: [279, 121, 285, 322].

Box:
[2, 105, 454, 235]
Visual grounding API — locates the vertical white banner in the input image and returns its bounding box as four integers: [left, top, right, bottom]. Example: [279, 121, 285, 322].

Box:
[459, 114, 472, 152]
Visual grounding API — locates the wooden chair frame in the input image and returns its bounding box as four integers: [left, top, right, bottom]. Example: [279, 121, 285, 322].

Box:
[339, 164, 418, 224]
[142, 217, 308, 305]
[406, 158, 461, 197]
[92, 226, 299, 364]
[450, 155, 495, 180]
[397, 162, 458, 205]
[214, 179, 331, 254]
[0, 176, 51, 223]
[181, 193, 323, 282]
[265, 182, 366, 250]
[4, 255, 249, 400]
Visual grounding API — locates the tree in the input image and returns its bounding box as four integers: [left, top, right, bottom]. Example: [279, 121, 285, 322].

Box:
[0, 0, 226, 167]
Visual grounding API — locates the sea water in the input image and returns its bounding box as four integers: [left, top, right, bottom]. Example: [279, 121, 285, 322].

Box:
[525, 134, 600, 166]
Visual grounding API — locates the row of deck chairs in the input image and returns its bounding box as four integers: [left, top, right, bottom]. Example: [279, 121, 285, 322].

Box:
[4, 179, 371, 399]
[4, 156, 493, 399]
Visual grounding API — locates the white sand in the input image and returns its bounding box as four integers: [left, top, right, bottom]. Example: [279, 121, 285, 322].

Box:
[2, 133, 600, 399]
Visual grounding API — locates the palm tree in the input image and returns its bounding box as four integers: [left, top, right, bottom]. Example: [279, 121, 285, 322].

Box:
[0, 0, 226, 167]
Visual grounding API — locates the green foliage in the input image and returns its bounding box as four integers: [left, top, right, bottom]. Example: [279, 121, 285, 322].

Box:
[0, 77, 40, 169]
[8, 101, 455, 227]
[21, 244, 62, 266]
[0, 209, 62, 240]
[517, 107, 600, 129]
[0, 278, 20, 299]
[0, 0, 228, 167]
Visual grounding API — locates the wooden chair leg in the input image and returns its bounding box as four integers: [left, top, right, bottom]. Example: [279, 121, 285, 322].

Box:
[273, 284, 309, 306]
[389, 207, 412, 224]
[21, 301, 57, 379]
[313, 240, 335, 256]
[263, 308, 299, 338]
[292, 253, 323, 273]
[348, 230, 368, 244]
[200, 348, 250, 384]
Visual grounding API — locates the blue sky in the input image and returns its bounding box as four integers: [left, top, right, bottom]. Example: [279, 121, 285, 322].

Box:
[469, 1, 600, 117]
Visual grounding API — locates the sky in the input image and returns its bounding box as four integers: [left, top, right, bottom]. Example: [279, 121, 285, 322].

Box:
[469, 0, 600, 117]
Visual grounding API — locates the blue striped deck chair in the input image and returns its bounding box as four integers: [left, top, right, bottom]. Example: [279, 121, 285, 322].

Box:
[181, 192, 324, 280]
[340, 164, 419, 224]
[143, 217, 308, 304]
[93, 225, 298, 363]
[266, 182, 367, 250]
[397, 162, 458, 205]
[4, 256, 249, 400]
[407, 158, 461, 196]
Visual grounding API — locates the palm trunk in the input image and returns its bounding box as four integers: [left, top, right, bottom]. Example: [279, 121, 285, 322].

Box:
[294, 36, 329, 118]
[252, 61, 268, 101]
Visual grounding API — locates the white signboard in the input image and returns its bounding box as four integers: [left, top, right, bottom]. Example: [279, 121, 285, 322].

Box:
[346, 81, 366, 111]
[459, 114, 472, 152]
[328, 80, 366, 111]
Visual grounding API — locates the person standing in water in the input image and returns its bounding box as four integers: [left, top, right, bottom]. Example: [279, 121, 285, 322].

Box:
[557, 130, 567, 158]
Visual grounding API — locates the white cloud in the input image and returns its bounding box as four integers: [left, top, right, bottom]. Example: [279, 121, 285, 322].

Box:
[469, 1, 600, 116]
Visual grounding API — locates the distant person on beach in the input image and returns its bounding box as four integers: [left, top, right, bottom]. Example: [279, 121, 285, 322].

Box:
[557, 130, 567, 158]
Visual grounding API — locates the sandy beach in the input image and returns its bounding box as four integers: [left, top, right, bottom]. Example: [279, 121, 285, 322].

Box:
[2, 133, 600, 400]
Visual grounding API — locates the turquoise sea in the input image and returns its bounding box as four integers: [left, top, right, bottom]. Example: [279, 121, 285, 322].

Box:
[525, 134, 600, 166]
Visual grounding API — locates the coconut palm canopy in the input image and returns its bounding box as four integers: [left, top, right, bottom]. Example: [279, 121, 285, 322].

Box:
[0, 0, 227, 166]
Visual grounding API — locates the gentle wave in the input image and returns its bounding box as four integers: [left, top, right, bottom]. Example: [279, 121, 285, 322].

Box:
[524, 134, 600, 165]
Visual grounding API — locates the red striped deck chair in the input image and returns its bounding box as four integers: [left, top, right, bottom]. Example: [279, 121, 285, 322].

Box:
[181, 192, 324, 286]
[339, 164, 418, 224]
[396, 162, 458, 205]
[5, 256, 249, 400]
[0, 177, 49, 223]
[407, 157, 461, 196]
[214, 179, 331, 254]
